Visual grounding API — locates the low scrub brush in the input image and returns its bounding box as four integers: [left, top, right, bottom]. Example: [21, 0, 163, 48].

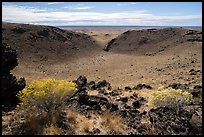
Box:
[15, 79, 77, 134]
[148, 87, 193, 110]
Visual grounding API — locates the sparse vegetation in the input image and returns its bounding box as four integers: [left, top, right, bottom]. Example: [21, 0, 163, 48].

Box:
[13, 79, 77, 134]
[16, 79, 77, 109]
[2, 77, 202, 135]
[147, 87, 193, 110]
[42, 124, 62, 135]
[101, 111, 128, 134]
[81, 121, 90, 133]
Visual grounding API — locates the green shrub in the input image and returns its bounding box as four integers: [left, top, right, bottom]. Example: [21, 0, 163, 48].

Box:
[148, 87, 193, 110]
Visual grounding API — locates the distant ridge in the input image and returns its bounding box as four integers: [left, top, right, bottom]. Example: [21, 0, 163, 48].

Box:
[58, 25, 202, 29]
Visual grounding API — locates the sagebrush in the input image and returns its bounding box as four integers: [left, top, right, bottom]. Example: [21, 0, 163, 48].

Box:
[15, 79, 77, 134]
[148, 87, 193, 110]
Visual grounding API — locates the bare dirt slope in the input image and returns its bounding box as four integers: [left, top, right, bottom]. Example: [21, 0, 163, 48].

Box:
[104, 28, 202, 55]
[2, 22, 101, 64]
[2, 23, 202, 90]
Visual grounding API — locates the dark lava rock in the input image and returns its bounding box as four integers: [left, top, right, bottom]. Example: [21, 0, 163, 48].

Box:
[56, 119, 69, 130]
[2, 43, 26, 112]
[119, 109, 128, 118]
[37, 29, 50, 37]
[2, 43, 18, 73]
[168, 83, 189, 91]
[147, 28, 157, 32]
[87, 81, 96, 90]
[132, 100, 142, 109]
[73, 75, 87, 90]
[189, 69, 201, 75]
[191, 85, 202, 98]
[129, 108, 140, 115]
[107, 83, 112, 90]
[17, 77, 26, 91]
[124, 110, 142, 130]
[136, 124, 151, 135]
[124, 104, 131, 109]
[56, 33, 68, 42]
[189, 69, 197, 75]
[103, 38, 116, 51]
[184, 30, 196, 35]
[140, 111, 147, 116]
[11, 27, 29, 33]
[157, 68, 162, 71]
[125, 86, 132, 91]
[132, 84, 153, 90]
[122, 30, 130, 35]
[109, 90, 120, 96]
[148, 106, 194, 135]
[110, 103, 119, 112]
[76, 92, 110, 111]
[92, 128, 100, 134]
[191, 60, 195, 63]
[77, 76, 87, 84]
[119, 97, 128, 103]
[96, 80, 107, 88]
[187, 37, 202, 42]
[2, 74, 25, 111]
[132, 96, 145, 109]
[98, 88, 108, 95]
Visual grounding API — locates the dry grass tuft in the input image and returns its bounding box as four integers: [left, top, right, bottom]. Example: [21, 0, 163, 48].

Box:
[66, 109, 78, 131]
[81, 121, 90, 133]
[100, 111, 128, 134]
[42, 124, 62, 135]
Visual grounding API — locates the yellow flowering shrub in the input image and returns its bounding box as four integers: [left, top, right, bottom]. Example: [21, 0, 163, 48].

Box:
[148, 87, 193, 110]
[15, 79, 77, 133]
[17, 79, 77, 108]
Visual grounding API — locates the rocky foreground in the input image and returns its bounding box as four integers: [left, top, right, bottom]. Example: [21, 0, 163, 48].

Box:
[2, 75, 202, 135]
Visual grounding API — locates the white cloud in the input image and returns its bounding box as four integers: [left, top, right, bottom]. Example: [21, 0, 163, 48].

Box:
[117, 2, 137, 6]
[47, 2, 64, 5]
[2, 4, 202, 26]
[63, 4, 94, 10]
[70, 6, 94, 10]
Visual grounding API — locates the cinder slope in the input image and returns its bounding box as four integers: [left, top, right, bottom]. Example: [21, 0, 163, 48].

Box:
[2, 22, 101, 65]
[104, 28, 202, 55]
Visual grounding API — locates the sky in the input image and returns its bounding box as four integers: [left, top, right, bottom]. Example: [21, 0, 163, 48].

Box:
[2, 2, 202, 26]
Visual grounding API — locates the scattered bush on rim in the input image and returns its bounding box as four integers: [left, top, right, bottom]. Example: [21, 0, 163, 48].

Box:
[148, 87, 193, 110]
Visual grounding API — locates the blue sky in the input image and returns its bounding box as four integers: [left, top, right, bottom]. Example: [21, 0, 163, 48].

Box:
[2, 2, 202, 26]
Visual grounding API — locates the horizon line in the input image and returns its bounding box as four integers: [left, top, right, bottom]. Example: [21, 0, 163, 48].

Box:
[57, 25, 202, 27]
[2, 21, 202, 27]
